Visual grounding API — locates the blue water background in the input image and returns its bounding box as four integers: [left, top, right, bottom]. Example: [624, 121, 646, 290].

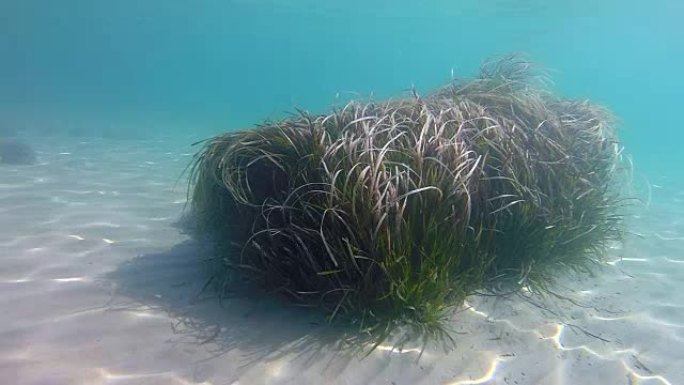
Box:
[1, 0, 682, 180]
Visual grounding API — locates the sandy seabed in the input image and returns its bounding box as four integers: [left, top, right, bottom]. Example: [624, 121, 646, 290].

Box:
[0, 136, 682, 385]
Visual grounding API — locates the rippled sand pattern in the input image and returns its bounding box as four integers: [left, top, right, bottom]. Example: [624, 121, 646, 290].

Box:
[0, 138, 681, 385]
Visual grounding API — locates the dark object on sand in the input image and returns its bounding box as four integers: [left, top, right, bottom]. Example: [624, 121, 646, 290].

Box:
[0, 139, 37, 165]
[187, 55, 628, 346]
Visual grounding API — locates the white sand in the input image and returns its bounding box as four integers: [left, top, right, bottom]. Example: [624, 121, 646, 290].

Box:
[1, 136, 681, 385]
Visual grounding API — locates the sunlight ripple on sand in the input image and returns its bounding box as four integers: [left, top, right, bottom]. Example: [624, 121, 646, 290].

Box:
[82, 222, 121, 228]
[464, 301, 542, 334]
[147, 217, 170, 221]
[374, 344, 430, 357]
[591, 314, 633, 321]
[97, 368, 212, 385]
[128, 310, 168, 320]
[463, 301, 489, 318]
[541, 324, 639, 360]
[445, 356, 509, 385]
[607, 257, 649, 265]
[3, 278, 31, 284]
[53, 277, 89, 283]
[621, 361, 673, 385]
[266, 359, 287, 379]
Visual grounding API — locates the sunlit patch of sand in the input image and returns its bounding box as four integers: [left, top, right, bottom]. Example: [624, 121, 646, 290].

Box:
[3, 276, 93, 284]
[445, 355, 510, 385]
[591, 314, 633, 321]
[463, 301, 489, 318]
[265, 359, 288, 379]
[2, 278, 32, 284]
[81, 222, 121, 228]
[607, 257, 649, 265]
[373, 344, 430, 357]
[621, 361, 673, 385]
[540, 324, 629, 359]
[537, 323, 673, 385]
[127, 310, 168, 320]
[96, 368, 213, 385]
[464, 301, 674, 383]
[53, 277, 89, 283]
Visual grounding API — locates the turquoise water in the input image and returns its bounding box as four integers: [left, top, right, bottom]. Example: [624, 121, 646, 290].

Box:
[2, 0, 683, 177]
[2, 2, 684, 384]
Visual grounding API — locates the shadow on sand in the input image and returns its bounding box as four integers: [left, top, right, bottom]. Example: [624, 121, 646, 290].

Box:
[103, 226, 390, 378]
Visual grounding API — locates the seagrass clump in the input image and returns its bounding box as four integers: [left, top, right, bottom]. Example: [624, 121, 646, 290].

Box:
[188, 56, 627, 342]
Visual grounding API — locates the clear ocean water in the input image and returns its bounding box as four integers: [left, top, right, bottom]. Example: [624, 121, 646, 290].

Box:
[2, 0, 682, 176]
[1, 1, 683, 384]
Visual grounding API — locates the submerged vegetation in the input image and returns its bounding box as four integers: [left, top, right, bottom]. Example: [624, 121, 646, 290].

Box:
[187, 56, 628, 348]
